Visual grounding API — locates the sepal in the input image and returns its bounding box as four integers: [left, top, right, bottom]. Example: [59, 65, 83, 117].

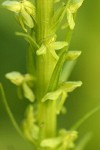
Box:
[41, 137, 61, 148]
[68, 0, 84, 13]
[58, 81, 82, 93]
[23, 0, 36, 21]
[41, 90, 62, 102]
[67, 8, 75, 30]
[20, 6, 34, 29]
[54, 41, 68, 50]
[5, 72, 24, 86]
[22, 82, 35, 102]
[2, 0, 21, 13]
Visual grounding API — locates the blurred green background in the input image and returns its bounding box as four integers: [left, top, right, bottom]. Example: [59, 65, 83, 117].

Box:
[0, 0, 100, 150]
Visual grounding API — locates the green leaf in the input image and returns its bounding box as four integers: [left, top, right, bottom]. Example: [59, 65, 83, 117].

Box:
[36, 44, 47, 55]
[22, 82, 35, 102]
[5, 72, 24, 86]
[2, 0, 21, 13]
[54, 41, 68, 50]
[41, 137, 62, 148]
[59, 51, 81, 82]
[48, 51, 81, 91]
[59, 81, 82, 93]
[60, 60, 76, 82]
[48, 49, 82, 92]
[48, 52, 68, 91]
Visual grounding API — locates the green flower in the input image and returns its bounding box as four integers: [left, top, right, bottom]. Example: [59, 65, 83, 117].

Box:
[40, 129, 78, 149]
[67, 0, 84, 30]
[2, 0, 36, 32]
[5, 71, 35, 102]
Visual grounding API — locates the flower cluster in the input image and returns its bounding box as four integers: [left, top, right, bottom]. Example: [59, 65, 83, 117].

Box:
[1, 0, 85, 150]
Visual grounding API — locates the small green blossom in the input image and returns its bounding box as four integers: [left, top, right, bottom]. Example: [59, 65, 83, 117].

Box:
[5, 72, 35, 102]
[22, 105, 39, 142]
[2, 0, 36, 32]
[67, 0, 84, 29]
[40, 130, 78, 149]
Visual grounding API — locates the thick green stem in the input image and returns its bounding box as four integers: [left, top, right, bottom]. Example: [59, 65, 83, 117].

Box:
[35, 0, 57, 143]
[38, 101, 56, 138]
[36, 0, 54, 44]
[36, 0, 55, 98]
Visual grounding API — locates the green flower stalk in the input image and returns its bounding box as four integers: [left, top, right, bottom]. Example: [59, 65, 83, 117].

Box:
[1, 0, 94, 150]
